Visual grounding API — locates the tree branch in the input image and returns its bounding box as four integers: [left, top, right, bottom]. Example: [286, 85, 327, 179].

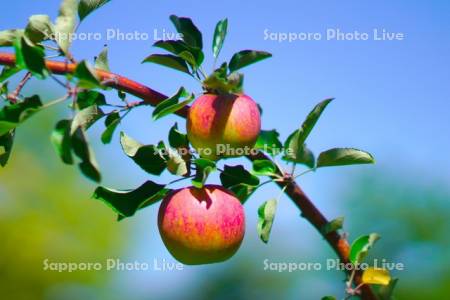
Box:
[0, 52, 376, 300]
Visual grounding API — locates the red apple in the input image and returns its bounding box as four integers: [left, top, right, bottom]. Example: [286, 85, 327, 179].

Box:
[187, 93, 261, 160]
[158, 185, 245, 265]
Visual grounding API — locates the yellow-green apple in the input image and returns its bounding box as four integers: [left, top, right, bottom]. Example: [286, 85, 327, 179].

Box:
[158, 185, 245, 265]
[187, 93, 261, 160]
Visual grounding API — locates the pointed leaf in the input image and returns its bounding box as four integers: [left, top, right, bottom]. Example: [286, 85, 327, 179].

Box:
[0, 95, 42, 135]
[349, 233, 380, 264]
[76, 90, 106, 109]
[71, 126, 101, 182]
[283, 131, 315, 168]
[255, 129, 283, 156]
[25, 15, 54, 43]
[120, 132, 167, 175]
[229, 183, 256, 203]
[74, 60, 102, 89]
[375, 278, 399, 300]
[101, 112, 120, 144]
[70, 105, 104, 134]
[220, 165, 260, 188]
[153, 40, 203, 66]
[191, 158, 216, 188]
[212, 18, 228, 58]
[169, 15, 203, 49]
[317, 148, 375, 168]
[166, 148, 188, 176]
[257, 199, 278, 243]
[168, 123, 188, 149]
[287, 97, 333, 151]
[0, 29, 24, 47]
[51, 119, 73, 164]
[142, 54, 190, 75]
[0, 130, 15, 167]
[229, 50, 272, 72]
[78, 0, 111, 21]
[54, 0, 78, 54]
[321, 216, 344, 235]
[152, 87, 194, 120]
[252, 159, 277, 176]
[95, 45, 110, 71]
[93, 181, 168, 217]
[14, 37, 47, 78]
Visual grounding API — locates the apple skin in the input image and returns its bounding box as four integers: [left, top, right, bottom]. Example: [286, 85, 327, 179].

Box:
[158, 185, 245, 265]
[187, 93, 261, 160]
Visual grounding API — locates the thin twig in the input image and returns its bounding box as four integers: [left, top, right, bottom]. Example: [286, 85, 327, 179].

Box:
[7, 72, 32, 103]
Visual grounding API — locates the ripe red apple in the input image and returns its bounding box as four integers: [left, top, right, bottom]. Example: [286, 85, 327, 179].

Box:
[158, 185, 245, 265]
[187, 93, 261, 160]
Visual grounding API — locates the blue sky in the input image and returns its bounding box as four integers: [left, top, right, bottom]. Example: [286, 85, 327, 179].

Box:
[2, 0, 450, 298]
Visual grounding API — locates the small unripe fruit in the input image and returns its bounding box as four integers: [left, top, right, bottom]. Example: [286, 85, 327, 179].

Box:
[158, 185, 245, 265]
[187, 93, 261, 160]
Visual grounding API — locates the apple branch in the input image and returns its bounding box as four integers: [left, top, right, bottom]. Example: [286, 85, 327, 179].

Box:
[0, 52, 376, 300]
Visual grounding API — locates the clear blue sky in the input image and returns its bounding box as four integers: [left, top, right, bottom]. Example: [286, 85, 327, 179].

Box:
[2, 0, 450, 298]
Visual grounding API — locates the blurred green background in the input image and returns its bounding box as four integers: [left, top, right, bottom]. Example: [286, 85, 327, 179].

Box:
[1, 0, 450, 299]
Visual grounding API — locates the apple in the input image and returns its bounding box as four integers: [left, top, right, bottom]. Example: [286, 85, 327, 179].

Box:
[158, 185, 245, 265]
[187, 93, 261, 160]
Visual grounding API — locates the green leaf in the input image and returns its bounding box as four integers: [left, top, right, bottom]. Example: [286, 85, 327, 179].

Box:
[70, 105, 104, 134]
[317, 148, 375, 168]
[257, 199, 278, 243]
[51, 119, 73, 164]
[349, 233, 380, 265]
[202, 63, 243, 94]
[298, 98, 333, 143]
[101, 112, 120, 144]
[168, 123, 188, 149]
[228, 50, 272, 72]
[192, 158, 216, 188]
[228, 183, 256, 203]
[74, 60, 102, 89]
[252, 159, 277, 176]
[255, 129, 283, 156]
[283, 98, 333, 165]
[321, 297, 337, 300]
[212, 18, 228, 58]
[220, 165, 260, 188]
[76, 90, 106, 109]
[93, 181, 168, 217]
[283, 131, 315, 168]
[169, 15, 203, 49]
[374, 278, 399, 300]
[142, 54, 191, 75]
[152, 87, 194, 121]
[0, 82, 7, 96]
[71, 126, 101, 182]
[321, 216, 344, 235]
[25, 15, 54, 43]
[0, 29, 24, 47]
[95, 45, 110, 71]
[166, 148, 188, 176]
[0, 130, 15, 167]
[54, 0, 78, 54]
[0, 95, 42, 136]
[153, 40, 204, 67]
[78, 0, 111, 21]
[14, 37, 47, 79]
[0, 66, 22, 82]
[120, 132, 167, 175]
